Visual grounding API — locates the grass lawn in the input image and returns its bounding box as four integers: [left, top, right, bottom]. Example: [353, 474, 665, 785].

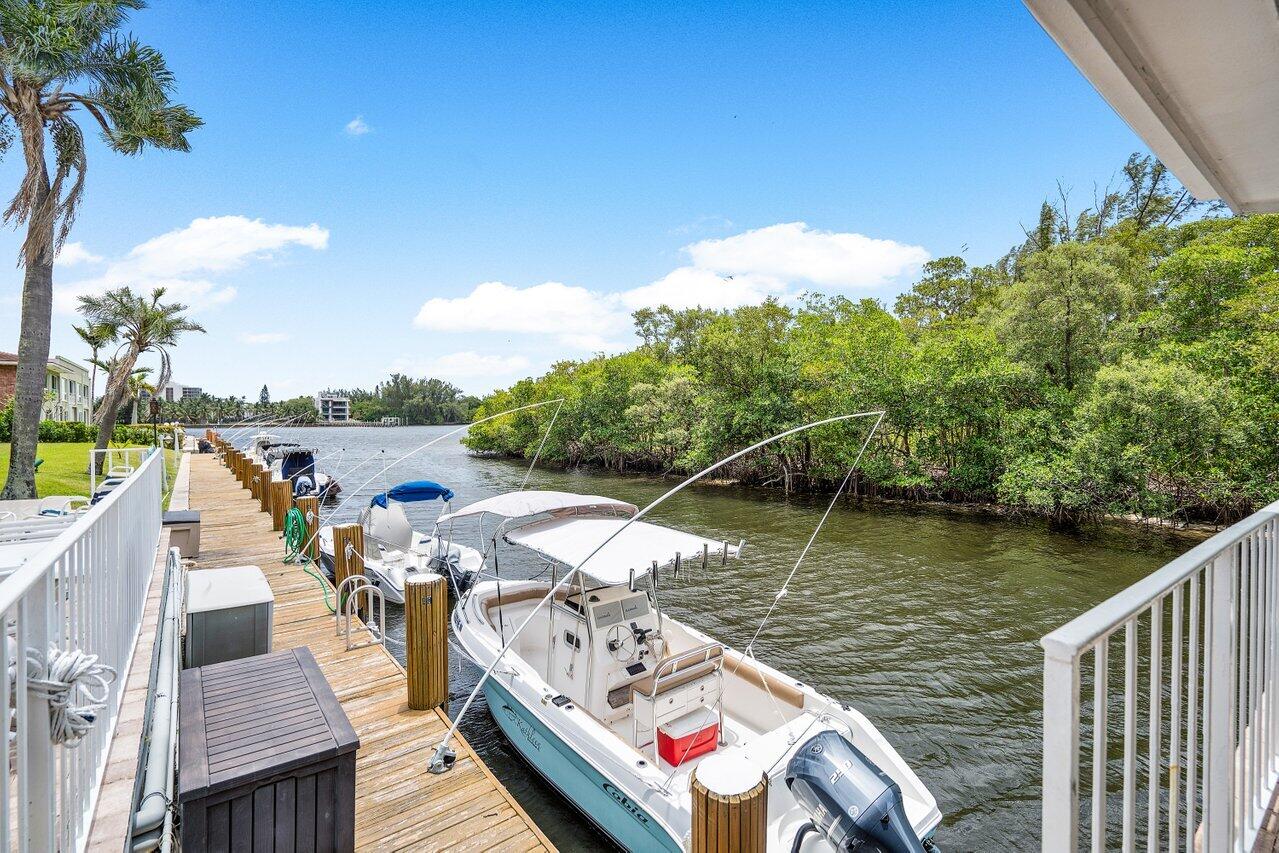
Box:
[0, 442, 180, 502]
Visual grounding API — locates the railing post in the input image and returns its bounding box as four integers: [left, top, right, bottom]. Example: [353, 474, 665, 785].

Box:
[1204, 550, 1235, 852]
[405, 573, 448, 709]
[18, 573, 55, 852]
[1042, 645, 1080, 853]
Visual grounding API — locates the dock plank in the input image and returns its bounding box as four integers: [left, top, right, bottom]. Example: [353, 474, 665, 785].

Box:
[188, 453, 554, 852]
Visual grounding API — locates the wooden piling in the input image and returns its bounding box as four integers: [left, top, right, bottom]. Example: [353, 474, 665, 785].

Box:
[405, 573, 449, 710]
[242, 456, 255, 490]
[295, 495, 320, 562]
[690, 756, 767, 853]
[332, 524, 365, 612]
[270, 480, 292, 530]
[258, 468, 272, 513]
[249, 465, 261, 501]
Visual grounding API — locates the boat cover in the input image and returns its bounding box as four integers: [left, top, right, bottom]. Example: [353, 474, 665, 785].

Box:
[436, 490, 637, 525]
[371, 480, 455, 508]
[503, 516, 737, 585]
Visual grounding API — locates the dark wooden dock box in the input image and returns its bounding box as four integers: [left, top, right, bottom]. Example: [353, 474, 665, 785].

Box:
[179, 647, 360, 852]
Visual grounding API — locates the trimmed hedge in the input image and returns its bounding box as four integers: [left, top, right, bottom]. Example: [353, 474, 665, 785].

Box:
[0, 404, 170, 445]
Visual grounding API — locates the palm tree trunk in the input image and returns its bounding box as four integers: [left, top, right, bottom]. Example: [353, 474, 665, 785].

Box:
[0, 188, 54, 500]
[1, 259, 54, 499]
[93, 345, 140, 473]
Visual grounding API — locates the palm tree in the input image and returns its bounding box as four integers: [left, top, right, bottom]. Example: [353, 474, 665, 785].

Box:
[78, 286, 204, 470]
[74, 321, 117, 410]
[0, 1, 201, 498]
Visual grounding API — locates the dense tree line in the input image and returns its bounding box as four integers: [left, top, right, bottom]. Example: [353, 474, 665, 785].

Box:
[327, 375, 480, 425]
[466, 157, 1279, 525]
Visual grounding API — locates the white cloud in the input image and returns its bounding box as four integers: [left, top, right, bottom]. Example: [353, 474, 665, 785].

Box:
[410, 222, 929, 357]
[345, 116, 371, 136]
[123, 216, 329, 279]
[620, 266, 783, 312]
[684, 221, 928, 288]
[240, 331, 291, 345]
[392, 351, 531, 379]
[415, 280, 628, 340]
[55, 215, 329, 313]
[56, 242, 103, 266]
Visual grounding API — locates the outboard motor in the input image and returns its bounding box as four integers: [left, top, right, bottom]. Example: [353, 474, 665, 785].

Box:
[785, 730, 925, 853]
[293, 474, 316, 497]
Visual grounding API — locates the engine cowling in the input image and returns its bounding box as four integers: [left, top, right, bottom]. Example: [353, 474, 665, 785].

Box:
[784, 730, 925, 853]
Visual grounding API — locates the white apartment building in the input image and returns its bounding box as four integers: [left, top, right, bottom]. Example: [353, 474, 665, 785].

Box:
[314, 394, 350, 422]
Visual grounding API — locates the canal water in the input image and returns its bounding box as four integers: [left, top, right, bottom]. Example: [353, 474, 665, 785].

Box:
[222, 424, 1188, 851]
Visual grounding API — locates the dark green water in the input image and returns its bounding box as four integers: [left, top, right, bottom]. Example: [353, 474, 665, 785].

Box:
[228, 425, 1189, 851]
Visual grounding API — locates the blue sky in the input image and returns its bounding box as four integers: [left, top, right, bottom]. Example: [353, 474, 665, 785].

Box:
[0, 1, 1151, 399]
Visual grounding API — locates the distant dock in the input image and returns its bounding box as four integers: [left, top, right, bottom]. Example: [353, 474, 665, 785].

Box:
[187, 453, 554, 851]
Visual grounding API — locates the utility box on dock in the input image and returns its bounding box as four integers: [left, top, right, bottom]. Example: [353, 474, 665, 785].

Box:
[179, 648, 359, 853]
[185, 565, 273, 668]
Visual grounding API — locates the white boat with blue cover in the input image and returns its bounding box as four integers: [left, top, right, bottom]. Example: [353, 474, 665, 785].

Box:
[451, 510, 942, 852]
[317, 480, 482, 604]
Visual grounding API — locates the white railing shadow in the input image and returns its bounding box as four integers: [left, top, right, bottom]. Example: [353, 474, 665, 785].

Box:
[1043, 500, 1279, 852]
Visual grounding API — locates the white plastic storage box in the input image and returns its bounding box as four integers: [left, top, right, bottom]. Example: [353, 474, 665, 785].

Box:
[185, 565, 274, 668]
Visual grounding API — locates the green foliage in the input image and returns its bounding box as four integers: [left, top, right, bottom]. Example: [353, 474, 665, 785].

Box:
[329, 374, 479, 425]
[466, 161, 1277, 523]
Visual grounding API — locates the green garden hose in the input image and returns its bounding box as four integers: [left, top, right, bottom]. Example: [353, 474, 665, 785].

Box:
[283, 506, 335, 614]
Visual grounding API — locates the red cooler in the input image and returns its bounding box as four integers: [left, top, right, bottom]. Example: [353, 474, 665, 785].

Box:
[657, 709, 720, 766]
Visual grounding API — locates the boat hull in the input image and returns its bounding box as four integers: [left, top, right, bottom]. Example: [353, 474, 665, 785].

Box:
[482, 678, 682, 853]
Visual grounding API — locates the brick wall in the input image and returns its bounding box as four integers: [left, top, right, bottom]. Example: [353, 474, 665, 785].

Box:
[0, 364, 15, 408]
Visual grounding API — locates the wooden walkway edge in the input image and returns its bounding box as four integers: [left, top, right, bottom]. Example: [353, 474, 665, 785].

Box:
[189, 453, 554, 852]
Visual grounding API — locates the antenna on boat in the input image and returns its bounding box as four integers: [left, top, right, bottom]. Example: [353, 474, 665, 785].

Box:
[292, 399, 567, 561]
[742, 411, 882, 659]
[519, 398, 564, 490]
[427, 409, 886, 773]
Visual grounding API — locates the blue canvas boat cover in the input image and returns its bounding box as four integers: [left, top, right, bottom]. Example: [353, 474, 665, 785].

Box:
[370, 480, 455, 508]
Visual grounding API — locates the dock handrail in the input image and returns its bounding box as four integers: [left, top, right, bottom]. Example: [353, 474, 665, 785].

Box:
[1042, 499, 1279, 852]
[0, 451, 164, 852]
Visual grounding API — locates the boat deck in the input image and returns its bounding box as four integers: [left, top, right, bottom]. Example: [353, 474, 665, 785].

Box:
[188, 453, 553, 851]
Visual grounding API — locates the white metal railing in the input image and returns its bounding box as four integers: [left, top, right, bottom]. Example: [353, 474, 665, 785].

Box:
[1043, 500, 1279, 852]
[0, 451, 164, 852]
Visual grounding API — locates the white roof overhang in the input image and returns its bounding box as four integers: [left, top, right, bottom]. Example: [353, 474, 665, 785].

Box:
[1023, 0, 1279, 213]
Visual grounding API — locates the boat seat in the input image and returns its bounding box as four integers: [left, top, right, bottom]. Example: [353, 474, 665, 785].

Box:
[483, 587, 569, 626]
[631, 645, 724, 698]
[723, 650, 805, 709]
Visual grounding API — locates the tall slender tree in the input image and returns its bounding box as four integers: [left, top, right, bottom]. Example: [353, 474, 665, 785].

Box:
[73, 320, 116, 409]
[77, 286, 203, 470]
[0, 1, 201, 498]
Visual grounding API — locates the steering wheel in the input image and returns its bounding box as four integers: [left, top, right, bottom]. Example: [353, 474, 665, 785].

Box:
[605, 624, 637, 662]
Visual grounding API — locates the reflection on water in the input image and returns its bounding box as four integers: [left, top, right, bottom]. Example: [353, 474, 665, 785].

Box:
[219, 425, 1187, 850]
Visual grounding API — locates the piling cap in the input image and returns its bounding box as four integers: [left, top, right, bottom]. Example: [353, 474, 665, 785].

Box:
[405, 572, 444, 585]
[694, 753, 764, 796]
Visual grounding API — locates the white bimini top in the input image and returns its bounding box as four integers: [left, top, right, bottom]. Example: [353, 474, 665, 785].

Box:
[437, 490, 638, 525]
[503, 516, 738, 586]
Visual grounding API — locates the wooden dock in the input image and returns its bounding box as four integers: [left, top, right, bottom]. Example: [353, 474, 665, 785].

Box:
[188, 453, 554, 852]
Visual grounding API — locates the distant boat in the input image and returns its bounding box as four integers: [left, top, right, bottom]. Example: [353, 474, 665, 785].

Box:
[246, 433, 340, 502]
[316, 480, 482, 604]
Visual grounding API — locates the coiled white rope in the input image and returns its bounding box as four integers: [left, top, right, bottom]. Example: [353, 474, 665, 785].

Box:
[24, 647, 117, 747]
